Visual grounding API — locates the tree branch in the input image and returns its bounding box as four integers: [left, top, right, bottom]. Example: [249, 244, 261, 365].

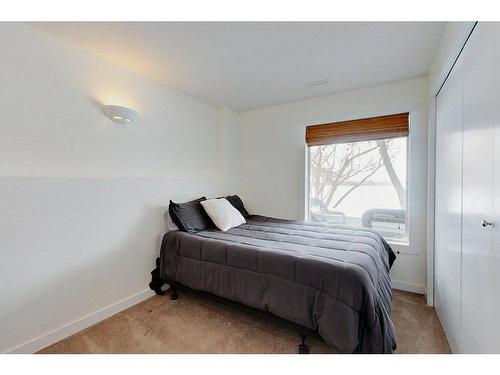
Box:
[331, 163, 384, 208]
[377, 140, 406, 208]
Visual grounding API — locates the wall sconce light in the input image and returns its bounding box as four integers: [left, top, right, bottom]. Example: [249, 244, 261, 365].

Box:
[102, 105, 138, 124]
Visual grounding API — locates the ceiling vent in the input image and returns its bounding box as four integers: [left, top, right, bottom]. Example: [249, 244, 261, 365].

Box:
[307, 79, 329, 87]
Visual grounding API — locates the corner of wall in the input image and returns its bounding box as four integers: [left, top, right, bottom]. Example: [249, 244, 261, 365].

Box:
[429, 22, 476, 96]
[216, 107, 243, 195]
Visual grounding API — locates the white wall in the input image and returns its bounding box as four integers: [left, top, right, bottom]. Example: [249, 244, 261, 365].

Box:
[0, 24, 231, 353]
[0, 23, 218, 179]
[216, 107, 242, 189]
[238, 77, 430, 293]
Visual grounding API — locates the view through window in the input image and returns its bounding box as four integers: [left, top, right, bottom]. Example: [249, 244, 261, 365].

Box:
[308, 137, 408, 243]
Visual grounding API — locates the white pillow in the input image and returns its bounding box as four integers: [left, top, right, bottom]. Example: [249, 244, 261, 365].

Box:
[200, 198, 246, 232]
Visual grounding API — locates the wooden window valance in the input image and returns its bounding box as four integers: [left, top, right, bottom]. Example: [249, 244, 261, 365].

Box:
[305, 113, 409, 146]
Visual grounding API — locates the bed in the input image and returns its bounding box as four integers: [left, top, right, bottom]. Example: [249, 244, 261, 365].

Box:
[153, 213, 397, 354]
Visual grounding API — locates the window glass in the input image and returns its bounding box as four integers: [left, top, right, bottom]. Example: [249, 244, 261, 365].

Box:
[308, 137, 408, 243]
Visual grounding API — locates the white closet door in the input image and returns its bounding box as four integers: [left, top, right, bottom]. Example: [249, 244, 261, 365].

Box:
[460, 23, 496, 353]
[435, 52, 463, 353]
[491, 22, 500, 354]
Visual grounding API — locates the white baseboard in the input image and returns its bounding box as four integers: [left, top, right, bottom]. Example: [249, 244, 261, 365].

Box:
[424, 287, 434, 307]
[6, 288, 155, 354]
[391, 279, 426, 295]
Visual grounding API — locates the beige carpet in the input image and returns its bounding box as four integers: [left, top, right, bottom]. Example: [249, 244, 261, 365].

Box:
[39, 289, 450, 354]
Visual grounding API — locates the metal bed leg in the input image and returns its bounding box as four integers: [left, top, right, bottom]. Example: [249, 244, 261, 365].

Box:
[170, 285, 179, 300]
[298, 335, 309, 354]
[149, 257, 165, 295]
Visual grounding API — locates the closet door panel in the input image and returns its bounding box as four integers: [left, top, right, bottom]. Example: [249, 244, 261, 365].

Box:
[488, 23, 500, 353]
[434, 55, 463, 352]
[461, 23, 495, 353]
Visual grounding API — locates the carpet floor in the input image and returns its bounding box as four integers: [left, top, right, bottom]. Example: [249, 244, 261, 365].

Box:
[39, 289, 451, 354]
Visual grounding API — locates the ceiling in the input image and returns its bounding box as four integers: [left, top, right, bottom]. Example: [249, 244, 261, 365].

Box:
[30, 22, 445, 111]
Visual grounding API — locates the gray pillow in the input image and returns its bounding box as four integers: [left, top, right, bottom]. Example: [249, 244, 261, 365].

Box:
[168, 197, 214, 233]
[225, 195, 250, 217]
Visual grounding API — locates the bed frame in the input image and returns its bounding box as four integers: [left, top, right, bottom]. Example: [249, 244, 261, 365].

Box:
[149, 257, 321, 354]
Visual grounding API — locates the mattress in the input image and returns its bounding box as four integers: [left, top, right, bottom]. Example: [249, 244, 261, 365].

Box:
[159, 215, 396, 353]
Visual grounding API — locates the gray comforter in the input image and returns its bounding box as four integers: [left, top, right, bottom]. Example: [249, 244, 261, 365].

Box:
[159, 215, 396, 353]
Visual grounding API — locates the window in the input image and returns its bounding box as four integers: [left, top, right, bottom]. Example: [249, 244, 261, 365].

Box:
[306, 114, 409, 243]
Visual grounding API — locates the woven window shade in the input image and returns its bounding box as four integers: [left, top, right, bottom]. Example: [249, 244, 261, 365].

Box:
[306, 113, 409, 146]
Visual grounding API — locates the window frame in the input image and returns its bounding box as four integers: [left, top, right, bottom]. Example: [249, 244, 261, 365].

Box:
[305, 133, 411, 248]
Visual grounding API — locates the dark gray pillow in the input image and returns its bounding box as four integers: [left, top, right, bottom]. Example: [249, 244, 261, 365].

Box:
[225, 195, 250, 217]
[168, 197, 214, 233]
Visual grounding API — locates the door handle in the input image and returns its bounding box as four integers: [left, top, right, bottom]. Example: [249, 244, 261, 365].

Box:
[482, 220, 493, 227]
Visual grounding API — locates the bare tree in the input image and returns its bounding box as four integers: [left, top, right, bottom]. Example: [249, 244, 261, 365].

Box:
[310, 138, 405, 211]
[310, 141, 383, 208]
[376, 139, 406, 208]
